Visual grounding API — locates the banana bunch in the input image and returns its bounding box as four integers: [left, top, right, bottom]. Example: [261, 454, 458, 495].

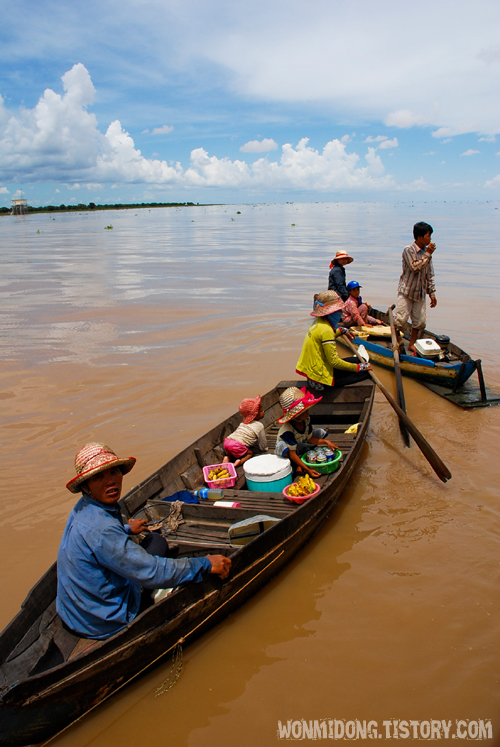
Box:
[287, 474, 316, 497]
[208, 466, 231, 481]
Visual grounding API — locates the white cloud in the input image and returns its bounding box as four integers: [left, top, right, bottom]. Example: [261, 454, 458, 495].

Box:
[378, 137, 398, 149]
[461, 149, 479, 156]
[479, 135, 496, 142]
[151, 125, 174, 135]
[432, 127, 454, 139]
[0, 65, 399, 193]
[0, 186, 9, 193]
[240, 138, 278, 153]
[365, 135, 388, 142]
[423, 151, 436, 156]
[1, 1, 499, 140]
[485, 175, 500, 187]
[385, 110, 431, 129]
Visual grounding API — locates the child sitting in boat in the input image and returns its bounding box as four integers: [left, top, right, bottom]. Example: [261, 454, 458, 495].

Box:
[342, 281, 383, 328]
[223, 395, 267, 467]
[275, 386, 338, 479]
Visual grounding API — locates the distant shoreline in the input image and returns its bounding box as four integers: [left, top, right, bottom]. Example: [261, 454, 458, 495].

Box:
[0, 201, 217, 216]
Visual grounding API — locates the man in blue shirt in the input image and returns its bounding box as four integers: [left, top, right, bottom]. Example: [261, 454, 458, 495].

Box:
[57, 443, 231, 640]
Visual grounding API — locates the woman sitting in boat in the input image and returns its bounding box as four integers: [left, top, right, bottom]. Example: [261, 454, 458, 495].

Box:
[328, 250, 353, 302]
[275, 386, 337, 478]
[295, 290, 371, 394]
[57, 443, 231, 640]
[342, 281, 383, 328]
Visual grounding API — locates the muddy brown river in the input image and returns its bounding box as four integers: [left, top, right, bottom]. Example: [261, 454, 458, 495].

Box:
[1, 202, 499, 745]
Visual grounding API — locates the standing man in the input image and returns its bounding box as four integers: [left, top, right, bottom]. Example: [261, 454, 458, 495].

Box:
[394, 222, 437, 355]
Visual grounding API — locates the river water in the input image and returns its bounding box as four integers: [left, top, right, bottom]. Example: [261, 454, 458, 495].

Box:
[1, 201, 499, 745]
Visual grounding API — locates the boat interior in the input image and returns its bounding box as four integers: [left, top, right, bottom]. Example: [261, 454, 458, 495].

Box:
[120, 380, 374, 559]
[360, 308, 469, 366]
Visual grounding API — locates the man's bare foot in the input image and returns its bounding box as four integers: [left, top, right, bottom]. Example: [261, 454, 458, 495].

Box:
[222, 456, 229, 463]
[234, 458, 241, 467]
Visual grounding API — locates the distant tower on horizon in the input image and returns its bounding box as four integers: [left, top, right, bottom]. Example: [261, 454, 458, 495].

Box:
[11, 197, 28, 215]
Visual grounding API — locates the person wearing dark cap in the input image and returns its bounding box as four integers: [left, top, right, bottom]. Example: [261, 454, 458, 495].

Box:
[342, 281, 383, 328]
[57, 443, 231, 639]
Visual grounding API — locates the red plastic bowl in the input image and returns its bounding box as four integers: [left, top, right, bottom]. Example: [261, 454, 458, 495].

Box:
[283, 482, 321, 504]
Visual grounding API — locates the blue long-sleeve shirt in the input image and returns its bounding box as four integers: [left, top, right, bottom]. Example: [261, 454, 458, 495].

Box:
[57, 495, 211, 639]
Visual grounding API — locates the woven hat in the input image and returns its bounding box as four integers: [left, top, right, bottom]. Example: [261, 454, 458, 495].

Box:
[332, 250, 354, 265]
[66, 442, 136, 494]
[278, 386, 322, 424]
[239, 395, 262, 424]
[310, 290, 345, 317]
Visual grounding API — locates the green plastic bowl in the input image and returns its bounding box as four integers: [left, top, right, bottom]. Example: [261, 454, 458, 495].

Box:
[300, 448, 342, 475]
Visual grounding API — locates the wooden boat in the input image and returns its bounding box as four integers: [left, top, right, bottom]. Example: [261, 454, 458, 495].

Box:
[338, 308, 499, 408]
[0, 379, 374, 747]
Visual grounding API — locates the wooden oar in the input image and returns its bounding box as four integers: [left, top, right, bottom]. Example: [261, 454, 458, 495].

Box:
[342, 335, 452, 483]
[388, 305, 410, 447]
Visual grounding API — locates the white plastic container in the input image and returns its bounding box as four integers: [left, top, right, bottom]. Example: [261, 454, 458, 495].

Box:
[243, 454, 292, 493]
[414, 338, 442, 359]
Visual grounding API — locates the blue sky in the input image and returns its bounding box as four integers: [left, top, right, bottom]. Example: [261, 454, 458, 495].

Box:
[1, 0, 499, 206]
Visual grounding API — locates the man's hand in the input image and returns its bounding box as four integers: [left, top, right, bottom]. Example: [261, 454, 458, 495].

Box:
[430, 296, 437, 308]
[207, 555, 232, 579]
[358, 361, 372, 372]
[426, 242, 436, 255]
[128, 518, 149, 535]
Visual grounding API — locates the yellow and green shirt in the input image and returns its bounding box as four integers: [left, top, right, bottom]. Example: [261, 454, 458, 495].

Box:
[295, 318, 358, 386]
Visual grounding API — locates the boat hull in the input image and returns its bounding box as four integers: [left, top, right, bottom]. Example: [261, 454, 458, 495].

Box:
[351, 336, 477, 388]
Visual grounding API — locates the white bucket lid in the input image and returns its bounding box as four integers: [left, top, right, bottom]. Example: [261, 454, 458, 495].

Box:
[243, 454, 291, 480]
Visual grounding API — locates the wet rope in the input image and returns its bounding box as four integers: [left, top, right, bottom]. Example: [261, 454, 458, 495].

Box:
[153, 550, 284, 696]
[154, 638, 184, 697]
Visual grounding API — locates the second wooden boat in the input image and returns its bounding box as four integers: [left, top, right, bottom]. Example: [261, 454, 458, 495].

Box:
[338, 307, 498, 408]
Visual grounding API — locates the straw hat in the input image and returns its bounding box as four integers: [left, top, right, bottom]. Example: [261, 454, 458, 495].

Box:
[239, 395, 262, 424]
[310, 290, 345, 317]
[278, 387, 322, 424]
[66, 442, 136, 494]
[332, 250, 354, 265]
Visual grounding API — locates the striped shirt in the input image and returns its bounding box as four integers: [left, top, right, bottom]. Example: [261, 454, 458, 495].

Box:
[397, 243, 436, 301]
[226, 421, 267, 450]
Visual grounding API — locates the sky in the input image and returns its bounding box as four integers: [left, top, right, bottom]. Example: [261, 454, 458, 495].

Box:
[1, 0, 500, 206]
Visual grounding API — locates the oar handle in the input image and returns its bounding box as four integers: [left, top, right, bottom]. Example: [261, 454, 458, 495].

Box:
[342, 335, 452, 483]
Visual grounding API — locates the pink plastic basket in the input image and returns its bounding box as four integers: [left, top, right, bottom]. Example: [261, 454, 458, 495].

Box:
[283, 481, 320, 504]
[202, 462, 237, 489]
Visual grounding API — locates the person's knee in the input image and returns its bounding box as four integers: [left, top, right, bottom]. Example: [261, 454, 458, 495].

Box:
[140, 532, 169, 557]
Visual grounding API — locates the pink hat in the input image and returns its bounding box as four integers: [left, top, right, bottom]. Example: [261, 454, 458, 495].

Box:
[310, 290, 345, 317]
[239, 395, 262, 424]
[278, 387, 322, 424]
[66, 442, 136, 494]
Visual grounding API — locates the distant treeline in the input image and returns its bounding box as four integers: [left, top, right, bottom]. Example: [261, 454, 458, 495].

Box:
[0, 201, 200, 215]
